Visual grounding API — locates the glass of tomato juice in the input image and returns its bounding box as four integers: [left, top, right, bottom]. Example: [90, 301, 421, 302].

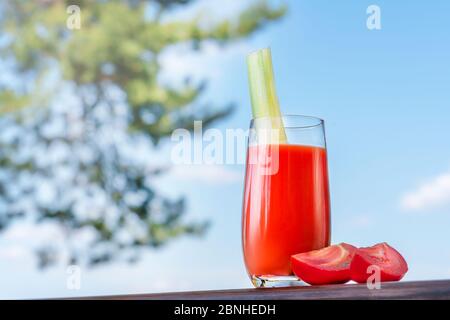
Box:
[242, 115, 331, 287]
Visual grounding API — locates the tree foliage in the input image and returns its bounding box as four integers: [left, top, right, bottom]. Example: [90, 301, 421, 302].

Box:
[0, 0, 285, 268]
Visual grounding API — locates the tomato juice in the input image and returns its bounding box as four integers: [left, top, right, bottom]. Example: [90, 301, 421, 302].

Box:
[242, 143, 331, 277]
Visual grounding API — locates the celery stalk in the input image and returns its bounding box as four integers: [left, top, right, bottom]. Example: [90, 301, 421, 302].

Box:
[247, 47, 287, 144]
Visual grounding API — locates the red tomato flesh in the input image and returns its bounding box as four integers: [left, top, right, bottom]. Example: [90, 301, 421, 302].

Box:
[291, 243, 357, 285]
[350, 242, 408, 283]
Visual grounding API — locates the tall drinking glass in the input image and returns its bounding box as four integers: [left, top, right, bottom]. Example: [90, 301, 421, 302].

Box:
[242, 115, 331, 287]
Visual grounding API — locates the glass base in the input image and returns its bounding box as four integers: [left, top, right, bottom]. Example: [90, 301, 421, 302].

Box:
[251, 275, 305, 288]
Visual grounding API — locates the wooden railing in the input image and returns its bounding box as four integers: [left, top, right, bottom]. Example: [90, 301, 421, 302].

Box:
[74, 280, 450, 300]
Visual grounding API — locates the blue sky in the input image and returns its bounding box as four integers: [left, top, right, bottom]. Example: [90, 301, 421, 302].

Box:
[1, 0, 450, 298]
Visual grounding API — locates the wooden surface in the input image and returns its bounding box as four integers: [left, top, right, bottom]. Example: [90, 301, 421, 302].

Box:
[76, 280, 450, 300]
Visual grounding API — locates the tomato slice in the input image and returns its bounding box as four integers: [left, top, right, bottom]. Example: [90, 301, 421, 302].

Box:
[291, 243, 357, 285]
[350, 242, 408, 283]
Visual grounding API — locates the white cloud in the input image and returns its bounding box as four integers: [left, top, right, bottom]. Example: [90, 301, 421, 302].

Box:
[0, 222, 66, 263]
[400, 172, 450, 211]
[169, 164, 241, 184]
[2, 222, 63, 242]
[0, 245, 31, 260]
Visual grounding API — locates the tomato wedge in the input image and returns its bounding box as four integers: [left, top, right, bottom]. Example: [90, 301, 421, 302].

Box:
[350, 242, 408, 283]
[291, 243, 357, 285]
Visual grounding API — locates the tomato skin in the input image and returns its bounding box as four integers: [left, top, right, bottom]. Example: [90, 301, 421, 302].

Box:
[291, 243, 357, 285]
[350, 242, 408, 283]
[291, 261, 349, 285]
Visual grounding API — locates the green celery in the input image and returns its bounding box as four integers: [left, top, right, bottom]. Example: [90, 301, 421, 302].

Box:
[247, 47, 287, 144]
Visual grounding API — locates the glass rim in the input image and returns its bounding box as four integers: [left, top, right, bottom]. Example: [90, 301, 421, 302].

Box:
[250, 114, 324, 129]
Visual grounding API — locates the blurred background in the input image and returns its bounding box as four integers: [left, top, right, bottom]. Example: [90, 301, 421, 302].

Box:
[0, 0, 449, 298]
